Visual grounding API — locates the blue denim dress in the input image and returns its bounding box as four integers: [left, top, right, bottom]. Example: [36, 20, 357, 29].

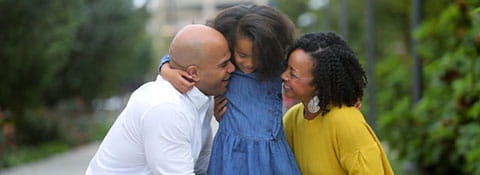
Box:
[159, 55, 300, 175]
[207, 70, 300, 175]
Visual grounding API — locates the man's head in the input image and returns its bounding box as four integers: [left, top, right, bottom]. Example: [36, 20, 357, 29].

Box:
[169, 24, 235, 96]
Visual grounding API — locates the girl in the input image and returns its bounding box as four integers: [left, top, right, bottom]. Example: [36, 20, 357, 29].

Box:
[159, 4, 300, 175]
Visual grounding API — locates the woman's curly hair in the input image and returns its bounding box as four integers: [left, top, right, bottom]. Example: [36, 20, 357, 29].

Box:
[286, 32, 367, 115]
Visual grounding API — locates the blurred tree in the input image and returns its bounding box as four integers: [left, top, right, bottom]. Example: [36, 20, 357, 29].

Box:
[45, 0, 152, 109]
[0, 0, 151, 146]
[378, 0, 480, 174]
[0, 0, 81, 143]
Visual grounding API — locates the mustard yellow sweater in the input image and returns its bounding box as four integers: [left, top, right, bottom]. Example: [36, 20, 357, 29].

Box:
[283, 104, 394, 175]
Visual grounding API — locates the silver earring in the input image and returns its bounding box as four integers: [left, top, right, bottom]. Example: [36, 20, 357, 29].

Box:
[307, 96, 320, 113]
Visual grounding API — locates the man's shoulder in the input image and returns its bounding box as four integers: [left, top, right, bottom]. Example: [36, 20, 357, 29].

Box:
[130, 78, 196, 121]
[132, 76, 184, 103]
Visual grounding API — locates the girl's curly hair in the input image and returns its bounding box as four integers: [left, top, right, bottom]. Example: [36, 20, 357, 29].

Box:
[207, 4, 295, 80]
[286, 32, 367, 115]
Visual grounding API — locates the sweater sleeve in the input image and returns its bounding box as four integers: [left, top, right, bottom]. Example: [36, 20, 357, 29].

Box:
[333, 109, 393, 175]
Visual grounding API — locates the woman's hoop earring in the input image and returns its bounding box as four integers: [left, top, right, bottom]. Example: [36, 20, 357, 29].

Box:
[307, 96, 320, 113]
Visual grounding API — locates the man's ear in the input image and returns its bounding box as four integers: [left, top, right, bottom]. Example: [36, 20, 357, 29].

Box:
[186, 65, 200, 82]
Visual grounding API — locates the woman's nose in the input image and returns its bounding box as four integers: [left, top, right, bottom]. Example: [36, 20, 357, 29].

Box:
[280, 71, 288, 81]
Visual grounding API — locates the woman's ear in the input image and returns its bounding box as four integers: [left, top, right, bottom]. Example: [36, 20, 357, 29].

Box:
[186, 65, 200, 82]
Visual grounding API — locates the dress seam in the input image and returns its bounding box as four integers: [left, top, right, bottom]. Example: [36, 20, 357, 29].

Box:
[216, 130, 283, 141]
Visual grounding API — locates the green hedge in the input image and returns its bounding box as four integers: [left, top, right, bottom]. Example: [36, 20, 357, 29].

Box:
[0, 107, 115, 169]
[377, 1, 480, 174]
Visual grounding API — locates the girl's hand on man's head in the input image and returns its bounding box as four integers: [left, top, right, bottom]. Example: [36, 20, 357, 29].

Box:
[161, 62, 195, 93]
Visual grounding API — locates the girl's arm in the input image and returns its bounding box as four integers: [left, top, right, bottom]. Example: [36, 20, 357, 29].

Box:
[159, 55, 195, 93]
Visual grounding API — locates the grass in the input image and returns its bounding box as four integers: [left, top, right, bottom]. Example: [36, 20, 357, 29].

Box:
[0, 141, 70, 168]
[0, 110, 116, 169]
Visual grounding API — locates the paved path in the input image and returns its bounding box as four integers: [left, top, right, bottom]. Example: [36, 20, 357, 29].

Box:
[0, 142, 99, 175]
[0, 120, 219, 175]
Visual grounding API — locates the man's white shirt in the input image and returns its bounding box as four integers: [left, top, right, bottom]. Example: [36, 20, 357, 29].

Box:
[86, 75, 213, 175]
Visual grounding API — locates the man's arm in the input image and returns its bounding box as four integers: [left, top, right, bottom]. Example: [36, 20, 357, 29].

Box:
[142, 104, 195, 175]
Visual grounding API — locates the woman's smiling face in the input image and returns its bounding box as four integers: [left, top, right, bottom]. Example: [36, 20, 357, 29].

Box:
[281, 48, 316, 103]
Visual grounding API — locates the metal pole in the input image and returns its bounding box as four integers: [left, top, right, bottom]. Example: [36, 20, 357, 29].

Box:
[412, 0, 422, 103]
[325, 1, 331, 30]
[339, 0, 348, 41]
[165, 0, 177, 25]
[366, 0, 376, 127]
[202, 0, 215, 22]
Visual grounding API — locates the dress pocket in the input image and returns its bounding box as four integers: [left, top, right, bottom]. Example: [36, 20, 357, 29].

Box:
[230, 143, 247, 174]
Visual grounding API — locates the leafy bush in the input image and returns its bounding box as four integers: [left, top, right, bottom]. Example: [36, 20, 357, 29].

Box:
[0, 141, 70, 169]
[275, 0, 479, 174]
[0, 0, 150, 168]
[377, 1, 480, 174]
[0, 104, 116, 169]
[0, 0, 150, 141]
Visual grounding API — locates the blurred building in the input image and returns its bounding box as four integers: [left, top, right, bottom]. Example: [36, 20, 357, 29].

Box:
[148, 0, 268, 37]
[145, 0, 268, 70]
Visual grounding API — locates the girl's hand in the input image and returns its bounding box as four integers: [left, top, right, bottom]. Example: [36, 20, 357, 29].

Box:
[214, 95, 228, 122]
[160, 62, 195, 93]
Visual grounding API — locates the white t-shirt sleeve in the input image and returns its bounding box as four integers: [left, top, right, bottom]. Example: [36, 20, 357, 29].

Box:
[141, 104, 195, 175]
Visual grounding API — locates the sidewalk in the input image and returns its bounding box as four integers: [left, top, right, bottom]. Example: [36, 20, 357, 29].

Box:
[0, 120, 219, 175]
[0, 142, 99, 175]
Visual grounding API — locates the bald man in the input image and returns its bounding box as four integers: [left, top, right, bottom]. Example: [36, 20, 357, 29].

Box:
[86, 24, 235, 175]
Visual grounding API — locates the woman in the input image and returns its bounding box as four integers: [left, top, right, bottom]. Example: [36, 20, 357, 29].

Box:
[282, 32, 394, 175]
